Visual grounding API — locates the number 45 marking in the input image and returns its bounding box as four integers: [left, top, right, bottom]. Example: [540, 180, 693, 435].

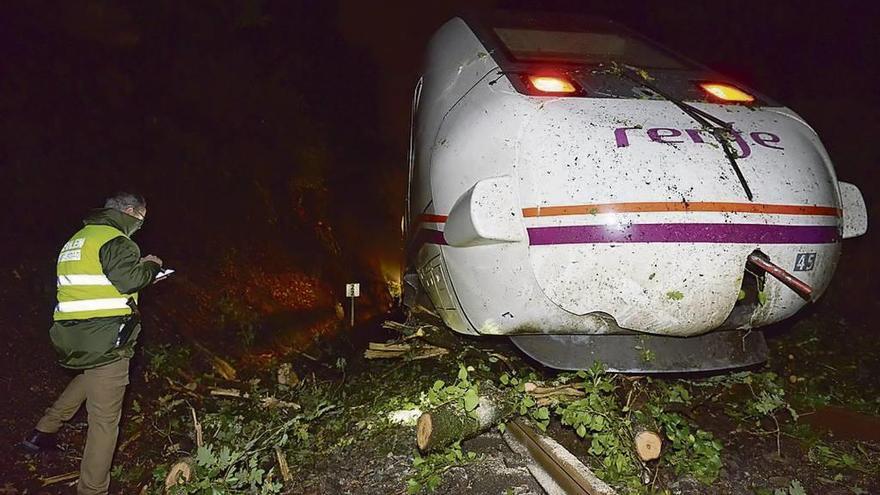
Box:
[794, 253, 817, 272]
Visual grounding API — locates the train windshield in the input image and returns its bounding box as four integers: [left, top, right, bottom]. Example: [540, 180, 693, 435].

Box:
[493, 27, 689, 69]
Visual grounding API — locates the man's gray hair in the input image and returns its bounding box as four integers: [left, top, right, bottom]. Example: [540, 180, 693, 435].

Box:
[104, 192, 146, 212]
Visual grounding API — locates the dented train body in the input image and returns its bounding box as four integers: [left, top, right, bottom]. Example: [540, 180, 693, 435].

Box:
[403, 12, 868, 371]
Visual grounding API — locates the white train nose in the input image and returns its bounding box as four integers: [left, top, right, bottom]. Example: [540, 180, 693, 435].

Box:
[512, 99, 843, 335]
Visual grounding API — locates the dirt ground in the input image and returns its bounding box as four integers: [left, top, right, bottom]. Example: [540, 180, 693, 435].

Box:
[1, 254, 879, 495]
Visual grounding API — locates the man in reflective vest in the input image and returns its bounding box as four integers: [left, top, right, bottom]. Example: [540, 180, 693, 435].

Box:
[22, 192, 162, 495]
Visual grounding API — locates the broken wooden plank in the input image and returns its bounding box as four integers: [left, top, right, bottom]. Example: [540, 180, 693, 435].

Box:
[364, 342, 449, 360]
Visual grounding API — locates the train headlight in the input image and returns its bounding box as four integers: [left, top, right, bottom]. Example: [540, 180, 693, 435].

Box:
[527, 75, 578, 94]
[699, 82, 755, 103]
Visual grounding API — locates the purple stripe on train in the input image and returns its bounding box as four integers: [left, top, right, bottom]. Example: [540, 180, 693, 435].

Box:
[417, 223, 838, 248]
[527, 223, 839, 245]
[413, 228, 447, 247]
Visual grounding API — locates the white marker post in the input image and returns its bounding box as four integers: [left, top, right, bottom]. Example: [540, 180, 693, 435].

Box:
[345, 283, 360, 328]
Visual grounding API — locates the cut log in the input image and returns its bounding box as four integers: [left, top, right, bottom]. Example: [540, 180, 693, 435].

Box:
[633, 428, 663, 461]
[164, 458, 194, 493]
[416, 383, 517, 452]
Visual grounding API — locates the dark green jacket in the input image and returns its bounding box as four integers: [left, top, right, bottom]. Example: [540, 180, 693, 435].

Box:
[49, 209, 161, 369]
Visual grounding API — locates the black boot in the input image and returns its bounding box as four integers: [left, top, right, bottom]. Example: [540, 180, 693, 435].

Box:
[20, 429, 59, 453]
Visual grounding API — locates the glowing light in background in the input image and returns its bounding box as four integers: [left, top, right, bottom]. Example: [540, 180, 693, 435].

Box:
[380, 257, 402, 301]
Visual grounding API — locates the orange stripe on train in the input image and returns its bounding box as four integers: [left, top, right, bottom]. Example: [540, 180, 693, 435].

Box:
[522, 202, 841, 217]
[417, 201, 840, 226]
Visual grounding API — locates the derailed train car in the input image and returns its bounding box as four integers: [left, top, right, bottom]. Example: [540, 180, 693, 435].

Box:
[402, 11, 868, 372]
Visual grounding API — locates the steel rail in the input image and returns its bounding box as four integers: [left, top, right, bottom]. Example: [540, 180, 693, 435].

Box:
[506, 419, 614, 495]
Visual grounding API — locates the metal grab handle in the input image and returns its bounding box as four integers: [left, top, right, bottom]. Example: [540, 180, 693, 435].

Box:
[747, 254, 813, 301]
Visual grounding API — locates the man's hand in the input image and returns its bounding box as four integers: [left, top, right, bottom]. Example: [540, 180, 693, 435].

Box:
[141, 255, 163, 268]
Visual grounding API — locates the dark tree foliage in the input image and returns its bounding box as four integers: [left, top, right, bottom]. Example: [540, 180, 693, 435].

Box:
[0, 0, 395, 292]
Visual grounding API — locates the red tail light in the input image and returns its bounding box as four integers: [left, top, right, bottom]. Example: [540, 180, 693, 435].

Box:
[699, 82, 755, 103]
[525, 75, 579, 95]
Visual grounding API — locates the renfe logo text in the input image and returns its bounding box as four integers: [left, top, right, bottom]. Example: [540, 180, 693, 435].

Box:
[614, 127, 783, 159]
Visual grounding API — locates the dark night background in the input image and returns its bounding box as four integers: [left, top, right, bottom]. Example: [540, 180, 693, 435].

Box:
[1, 1, 877, 314]
[1, 0, 877, 290]
[0, 0, 878, 490]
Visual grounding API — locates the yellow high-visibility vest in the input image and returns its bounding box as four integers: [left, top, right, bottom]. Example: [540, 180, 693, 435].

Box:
[54, 225, 138, 320]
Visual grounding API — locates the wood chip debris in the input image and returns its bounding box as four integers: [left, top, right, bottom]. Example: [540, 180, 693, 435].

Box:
[275, 446, 292, 482]
[260, 396, 301, 410]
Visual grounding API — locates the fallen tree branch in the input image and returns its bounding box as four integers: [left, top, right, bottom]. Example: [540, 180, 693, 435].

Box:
[524, 381, 664, 462]
[524, 382, 587, 406]
[409, 346, 450, 361]
[170, 338, 237, 382]
[119, 430, 143, 453]
[163, 377, 202, 399]
[416, 382, 517, 452]
[369, 342, 412, 352]
[524, 382, 586, 395]
[382, 319, 460, 349]
[190, 406, 203, 448]
[209, 387, 249, 399]
[40, 472, 78, 487]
